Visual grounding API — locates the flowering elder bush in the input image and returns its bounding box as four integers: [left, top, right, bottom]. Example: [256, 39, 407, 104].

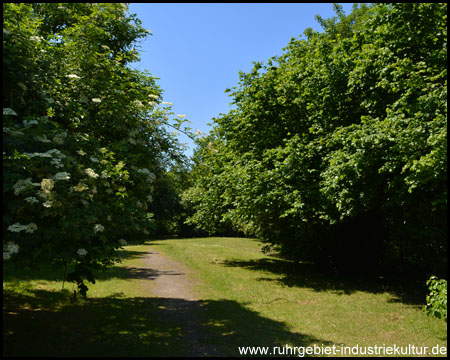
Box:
[3, 3, 192, 297]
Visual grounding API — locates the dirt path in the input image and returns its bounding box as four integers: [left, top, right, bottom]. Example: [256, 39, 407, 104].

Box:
[143, 246, 198, 300]
[136, 245, 225, 357]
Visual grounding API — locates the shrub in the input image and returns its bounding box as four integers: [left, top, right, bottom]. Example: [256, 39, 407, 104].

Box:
[424, 276, 447, 322]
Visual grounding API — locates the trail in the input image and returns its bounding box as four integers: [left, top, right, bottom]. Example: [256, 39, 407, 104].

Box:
[132, 245, 224, 357]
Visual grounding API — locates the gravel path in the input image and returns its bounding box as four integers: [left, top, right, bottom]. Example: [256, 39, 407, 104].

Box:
[138, 245, 225, 357]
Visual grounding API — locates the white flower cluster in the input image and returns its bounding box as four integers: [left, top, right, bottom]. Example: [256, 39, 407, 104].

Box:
[52, 131, 67, 145]
[35, 135, 51, 143]
[77, 248, 88, 257]
[66, 74, 81, 80]
[3, 108, 18, 116]
[3, 127, 23, 136]
[133, 100, 144, 107]
[53, 172, 71, 181]
[3, 241, 19, 260]
[176, 114, 186, 118]
[136, 168, 156, 182]
[13, 178, 41, 195]
[77, 149, 87, 156]
[24, 151, 50, 158]
[43, 201, 53, 208]
[161, 101, 173, 106]
[24, 149, 66, 159]
[29, 35, 43, 42]
[37, 178, 55, 203]
[90, 157, 99, 163]
[23, 119, 39, 127]
[24, 196, 39, 205]
[148, 94, 159, 100]
[41, 178, 55, 193]
[49, 149, 66, 157]
[84, 168, 99, 179]
[73, 182, 89, 192]
[92, 98, 102, 103]
[50, 157, 64, 169]
[93, 224, 105, 233]
[7, 222, 38, 234]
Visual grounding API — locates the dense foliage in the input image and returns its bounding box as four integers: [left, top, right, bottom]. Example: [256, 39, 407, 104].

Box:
[424, 276, 447, 322]
[3, 3, 192, 296]
[185, 3, 447, 277]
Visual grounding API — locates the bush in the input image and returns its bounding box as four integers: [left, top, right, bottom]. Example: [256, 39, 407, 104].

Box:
[3, 3, 191, 297]
[424, 276, 447, 322]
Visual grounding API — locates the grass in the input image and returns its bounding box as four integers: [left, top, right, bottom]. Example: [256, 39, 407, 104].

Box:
[3, 244, 191, 356]
[152, 237, 447, 356]
[3, 237, 447, 357]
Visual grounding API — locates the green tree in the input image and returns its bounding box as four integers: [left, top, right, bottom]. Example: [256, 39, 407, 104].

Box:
[3, 3, 190, 296]
[185, 3, 447, 277]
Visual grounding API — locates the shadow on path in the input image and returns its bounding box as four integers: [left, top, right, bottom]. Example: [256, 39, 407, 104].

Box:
[3, 289, 332, 357]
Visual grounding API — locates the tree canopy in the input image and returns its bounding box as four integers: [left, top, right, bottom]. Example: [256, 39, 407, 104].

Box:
[184, 3, 447, 277]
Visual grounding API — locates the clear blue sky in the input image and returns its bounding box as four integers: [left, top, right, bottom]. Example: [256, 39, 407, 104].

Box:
[128, 3, 356, 157]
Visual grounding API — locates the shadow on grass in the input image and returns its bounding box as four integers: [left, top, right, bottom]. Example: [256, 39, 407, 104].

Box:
[2, 247, 157, 283]
[117, 248, 156, 261]
[3, 289, 332, 357]
[220, 258, 427, 306]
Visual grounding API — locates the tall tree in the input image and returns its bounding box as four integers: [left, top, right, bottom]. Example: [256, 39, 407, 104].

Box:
[185, 3, 447, 277]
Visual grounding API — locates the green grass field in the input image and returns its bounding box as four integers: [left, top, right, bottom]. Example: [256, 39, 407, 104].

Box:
[3, 237, 447, 357]
[153, 237, 447, 356]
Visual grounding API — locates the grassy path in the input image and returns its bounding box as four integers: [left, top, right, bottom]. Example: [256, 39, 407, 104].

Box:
[153, 237, 447, 357]
[137, 245, 225, 356]
[3, 242, 224, 356]
[3, 237, 448, 357]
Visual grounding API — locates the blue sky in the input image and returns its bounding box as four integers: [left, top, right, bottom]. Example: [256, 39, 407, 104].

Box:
[128, 3, 356, 157]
